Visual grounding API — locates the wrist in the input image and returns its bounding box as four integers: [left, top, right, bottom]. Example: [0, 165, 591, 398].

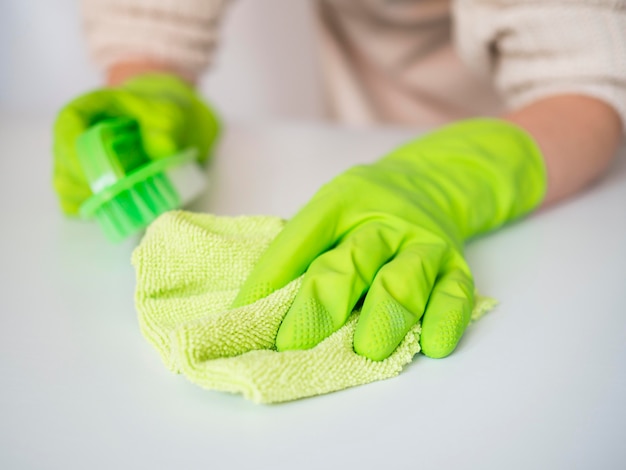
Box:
[107, 60, 197, 87]
[503, 95, 622, 206]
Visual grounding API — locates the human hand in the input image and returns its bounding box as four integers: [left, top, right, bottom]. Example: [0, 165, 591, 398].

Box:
[232, 120, 547, 360]
[53, 73, 219, 215]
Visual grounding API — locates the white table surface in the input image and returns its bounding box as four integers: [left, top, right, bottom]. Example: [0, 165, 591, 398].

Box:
[1, 114, 625, 469]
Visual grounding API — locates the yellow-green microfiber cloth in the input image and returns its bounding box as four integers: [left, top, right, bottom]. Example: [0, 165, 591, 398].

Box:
[132, 210, 497, 404]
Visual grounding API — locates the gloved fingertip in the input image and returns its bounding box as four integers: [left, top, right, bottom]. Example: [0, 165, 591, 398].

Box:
[58, 199, 81, 217]
[353, 298, 415, 362]
[352, 341, 392, 362]
[420, 308, 466, 358]
[54, 108, 89, 143]
[275, 296, 335, 351]
[231, 282, 276, 309]
[141, 132, 179, 160]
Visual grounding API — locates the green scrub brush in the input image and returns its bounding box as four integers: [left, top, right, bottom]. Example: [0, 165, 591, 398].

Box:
[77, 117, 207, 242]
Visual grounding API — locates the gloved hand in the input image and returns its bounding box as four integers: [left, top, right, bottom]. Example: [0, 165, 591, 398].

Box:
[53, 73, 220, 215]
[232, 119, 547, 360]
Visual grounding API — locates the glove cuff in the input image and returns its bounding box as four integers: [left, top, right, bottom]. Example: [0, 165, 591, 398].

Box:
[383, 118, 548, 239]
[121, 72, 221, 163]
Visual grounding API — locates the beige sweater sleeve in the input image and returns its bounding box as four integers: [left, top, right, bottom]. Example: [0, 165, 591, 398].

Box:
[81, 0, 231, 76]
[454, 0, 626, 129]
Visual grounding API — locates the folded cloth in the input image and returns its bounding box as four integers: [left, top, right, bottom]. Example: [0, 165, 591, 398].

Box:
[132, 211, 496, 403]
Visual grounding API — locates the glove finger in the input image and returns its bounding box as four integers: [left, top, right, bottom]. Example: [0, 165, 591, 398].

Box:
[54, 97, 102, 165]
[231, 192, 342, 308]
[122, 73, 207, 159]
[58, 89, 182, 160]
[54, 89, 129, 183]
[126, 97, 185, 159]
[185, 97, 221, 163]
[53, 101, 107, 215]
[420, 253, 474, 358]
[353, 241, 447, 361]
[275, 222, 405, 351]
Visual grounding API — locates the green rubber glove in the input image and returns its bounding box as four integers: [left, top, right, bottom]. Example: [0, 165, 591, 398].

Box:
[232, 119, 547, 360]
[53, 73, 220, 215]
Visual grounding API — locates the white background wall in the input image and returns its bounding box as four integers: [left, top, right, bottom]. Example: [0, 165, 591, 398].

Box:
[1, 0, 326, 121]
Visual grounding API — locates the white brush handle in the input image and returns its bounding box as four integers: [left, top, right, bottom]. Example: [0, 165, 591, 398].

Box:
[165, 161, 208, 206]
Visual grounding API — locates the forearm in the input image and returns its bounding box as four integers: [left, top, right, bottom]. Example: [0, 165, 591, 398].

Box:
[82, 0, 232, 85]
[504, 95, 623, 207]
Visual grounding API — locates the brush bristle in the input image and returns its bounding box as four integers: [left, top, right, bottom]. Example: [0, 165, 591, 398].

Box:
[93, 172, 180, 242]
